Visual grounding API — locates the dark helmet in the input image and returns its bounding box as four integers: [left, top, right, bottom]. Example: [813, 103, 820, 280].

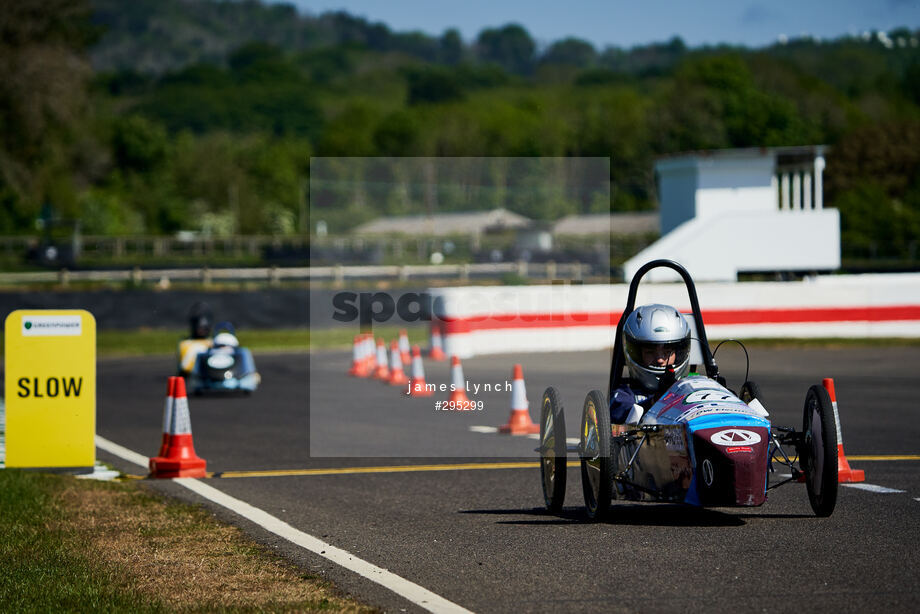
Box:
[188, 302, 213, 339]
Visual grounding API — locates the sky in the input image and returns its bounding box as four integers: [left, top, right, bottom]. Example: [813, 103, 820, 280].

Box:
[278, 0, 920, 50]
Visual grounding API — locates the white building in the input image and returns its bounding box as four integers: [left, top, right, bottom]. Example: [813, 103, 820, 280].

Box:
[624, 146, 840, 282]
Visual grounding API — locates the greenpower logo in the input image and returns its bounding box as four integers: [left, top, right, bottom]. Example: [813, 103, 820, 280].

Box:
[21, 315, 82, 336]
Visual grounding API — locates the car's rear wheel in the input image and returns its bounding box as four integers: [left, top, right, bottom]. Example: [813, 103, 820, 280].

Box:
[801, 385, 838, 517]
[540, 387, 567, 512]
[580, 390, 612, 520]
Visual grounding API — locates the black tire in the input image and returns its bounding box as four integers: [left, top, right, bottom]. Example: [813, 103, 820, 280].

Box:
[539, 387, 567, 512]
[580, 389, 613, 520]
[801, 385, 838, 517]
[740, 380, 763, 404]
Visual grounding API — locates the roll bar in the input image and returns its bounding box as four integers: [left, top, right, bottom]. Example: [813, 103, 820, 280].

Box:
[608, 259, 719, 402]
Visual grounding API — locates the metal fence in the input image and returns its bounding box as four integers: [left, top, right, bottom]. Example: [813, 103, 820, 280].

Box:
[0, 262, 594, 287]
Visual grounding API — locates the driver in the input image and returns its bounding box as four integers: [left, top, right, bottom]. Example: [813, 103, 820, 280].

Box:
[178, 302, 215, 375]
[188, 302, 213, 340]
[610, 303, 692, 424]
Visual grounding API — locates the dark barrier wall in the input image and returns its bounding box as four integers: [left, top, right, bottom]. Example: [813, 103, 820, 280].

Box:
[0, 288, 427, 330]
[0, 290, 309, 330]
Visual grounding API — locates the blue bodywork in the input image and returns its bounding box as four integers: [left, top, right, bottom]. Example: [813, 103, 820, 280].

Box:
[187, 322, 260, 393]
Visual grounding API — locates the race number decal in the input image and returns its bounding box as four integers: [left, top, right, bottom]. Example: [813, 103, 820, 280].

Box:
[684, 390, 738, 404]
[710, 429, 762, 446]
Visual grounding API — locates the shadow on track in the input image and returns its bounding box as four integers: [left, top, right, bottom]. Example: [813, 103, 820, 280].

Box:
[461, 504, 755, 527]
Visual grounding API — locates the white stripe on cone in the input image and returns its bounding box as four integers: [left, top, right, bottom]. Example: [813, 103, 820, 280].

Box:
[349, 335, 369, 376]
[388, 341, 408, 386]
[374, 338, 390, 379]
[429, 326, 446, 360]
[171, 390, 192, 435]
[399, 329, 411, 364]
[364, 335, 376, 370]
[409, 345, 433, 396]
[511, 364, 528, 410]
[448, 355, 471, 407]
[159, 377, 176, 456]
[822, 377, 865, 483]
[499, 364, 539, 434]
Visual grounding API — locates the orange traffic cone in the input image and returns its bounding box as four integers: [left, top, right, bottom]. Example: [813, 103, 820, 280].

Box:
[373, 338, 390, 380]
[388, 340, 409, 386]
[408, 345, 433, 397]
[398, 329, 411, 364]
[429, 325, 447, 361]
[149, 377, 207, 478]
[447, 355, 473, 409]
[499, 364, 540, 434]
[823, 378, 865, 483]
[362, 334, 376, 372]
[348, 335, 370, 377]
[158, 376, 176, 457]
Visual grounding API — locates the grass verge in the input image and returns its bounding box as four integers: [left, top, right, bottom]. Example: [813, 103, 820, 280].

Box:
[0, 326, 429, 358]
[3, 327, 918, 359]
[0, 468, 374, 613]
[90, 326, 426, 357]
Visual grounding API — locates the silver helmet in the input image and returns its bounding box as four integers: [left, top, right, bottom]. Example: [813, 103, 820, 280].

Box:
[623, 304, 691, 391]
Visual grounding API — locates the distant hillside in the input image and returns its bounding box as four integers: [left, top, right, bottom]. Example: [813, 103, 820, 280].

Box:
[87, 0, 743, 76]
[1, 0, 917, 270]
[90, 0, 463, 74]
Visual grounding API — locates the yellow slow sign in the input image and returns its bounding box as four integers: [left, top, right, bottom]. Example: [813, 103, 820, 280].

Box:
[4, 310, 96, 472]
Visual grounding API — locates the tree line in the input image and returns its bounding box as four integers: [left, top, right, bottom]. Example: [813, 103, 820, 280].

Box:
[1, 0, 919, 265]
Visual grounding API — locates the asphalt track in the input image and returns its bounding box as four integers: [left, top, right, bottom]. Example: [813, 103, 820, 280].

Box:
[91, 345, 920, 613]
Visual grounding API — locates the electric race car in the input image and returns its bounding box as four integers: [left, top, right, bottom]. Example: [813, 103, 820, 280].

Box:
[539, 259, 839, 519]
[184, 322, 261, 395]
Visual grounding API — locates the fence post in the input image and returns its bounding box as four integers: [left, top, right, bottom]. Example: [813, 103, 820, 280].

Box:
[270, 265, 281, 287]
[333, 264, 345, 288]
[201, 266, 212, 287]
[58, 268, 70, 287]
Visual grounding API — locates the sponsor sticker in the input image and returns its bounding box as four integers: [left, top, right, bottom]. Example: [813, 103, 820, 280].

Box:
[726, 446, 754, 454]
[710, 429, 762, 446]
[22, 315, 82, 336]
[663, 429, 685, 452]
[678, 405, 760, 422]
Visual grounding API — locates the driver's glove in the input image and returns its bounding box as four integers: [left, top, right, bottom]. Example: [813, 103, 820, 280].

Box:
[610, 387, 636, 424]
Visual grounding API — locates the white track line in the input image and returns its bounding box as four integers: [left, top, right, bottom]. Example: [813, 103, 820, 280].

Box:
[469, 426, 579, 446]
[95, 435, 473, 614]
[96, 436, 148, 467]
[842, 483, 906, 494]
[760, 473, 908, 495]
[469, 426, 497, 433]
